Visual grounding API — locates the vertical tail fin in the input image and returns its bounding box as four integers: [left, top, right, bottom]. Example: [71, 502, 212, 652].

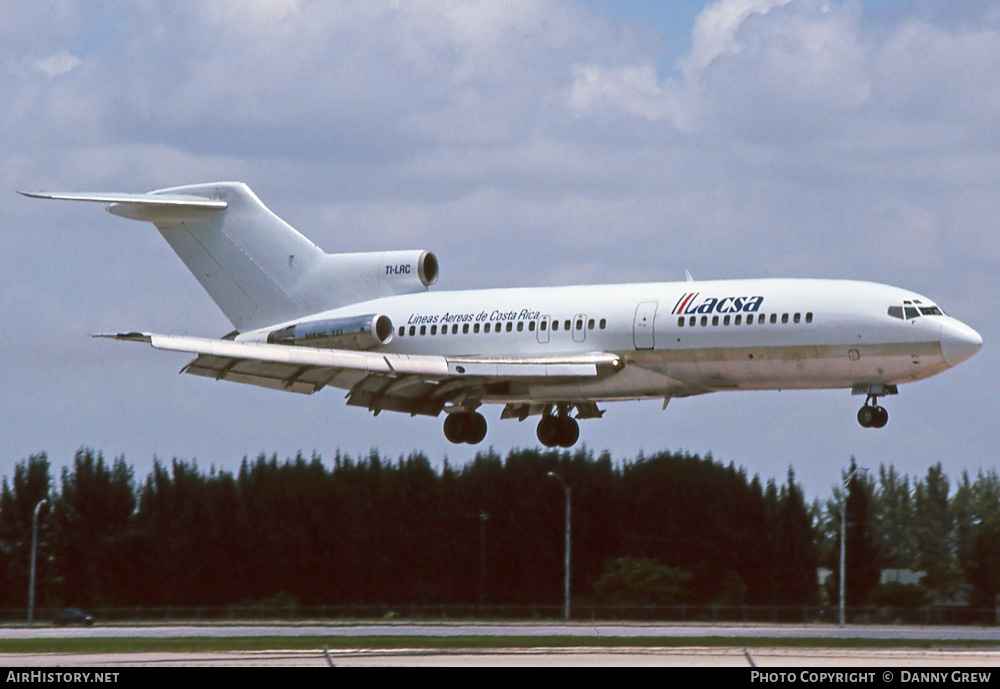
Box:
[21, 182, 439, 332]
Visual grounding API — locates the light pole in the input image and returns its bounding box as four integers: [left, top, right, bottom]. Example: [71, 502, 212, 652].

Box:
[29, 498, 48, 625]
[839, 465, 866, 627]
[547, 472, 571, 621]
[479, 510, 488, 607]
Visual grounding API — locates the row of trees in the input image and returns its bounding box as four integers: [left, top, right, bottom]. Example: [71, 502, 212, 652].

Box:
[1, 448, 815, 610]
[822, 460, 1000, 609]
[3, 447, 998, 612]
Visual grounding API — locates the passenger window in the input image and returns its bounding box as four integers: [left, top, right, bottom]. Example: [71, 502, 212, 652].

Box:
[516, 322, 523, 332]
[528, 321, 535, 331]
[599, 319, 607, 329]
[474, 323, 480, 333]
[712, 315, 719, 326]
[552, 321, 559, 331]
[409, 326, 416, 336]
[431, 325, 437, 335]
[701, 316, 708, 326]
[770, 314, 777, 324]
[463, 323, 470, 334]
[806, 312, 813, 323]
[723, 315, 731, 326]
[398, 327, 404, 337]
[678, 317, 685, 327]
[564, 320, 571, 330]
[588, 319, 595, 330]
[541, 320, 548, 331]
[758, 314, 765, 324]
[793, 313, 800, 323]
[735, 314, 742, 325]
[420, 325, 426, 336]
[689, 316, 696, 327]
[485, 323, 491, 333]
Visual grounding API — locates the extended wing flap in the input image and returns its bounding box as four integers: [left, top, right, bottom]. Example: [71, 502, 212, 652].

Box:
[99, 332, 624, 411]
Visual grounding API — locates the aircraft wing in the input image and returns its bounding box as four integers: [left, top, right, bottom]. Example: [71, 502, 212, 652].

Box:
[102, 333, 624, 416]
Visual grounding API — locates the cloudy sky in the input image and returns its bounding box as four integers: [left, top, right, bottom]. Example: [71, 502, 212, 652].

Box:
[2, 0, 996, 499]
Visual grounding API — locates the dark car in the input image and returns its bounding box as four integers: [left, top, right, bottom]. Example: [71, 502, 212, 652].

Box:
[54, 608, 94, 626]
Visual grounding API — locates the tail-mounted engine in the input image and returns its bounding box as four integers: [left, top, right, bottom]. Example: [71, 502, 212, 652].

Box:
[266, 313, 394, 350]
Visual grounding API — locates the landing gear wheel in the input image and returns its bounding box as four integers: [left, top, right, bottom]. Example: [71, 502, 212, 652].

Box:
[444, 413, 467, 443]
[556, 416, 579, 448]
[537, 414, 580, 448]
[857, 406, 875, 428]
[443, 411, 488, 444]
[466, 412, 487, 444]
[872, 406, 888, 429]
[857, 401, 889, 429]
[537, 415, 561, 448]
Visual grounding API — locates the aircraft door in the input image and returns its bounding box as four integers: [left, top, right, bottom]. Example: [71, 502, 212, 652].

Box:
[572, 314, 586, 343]
[537, 315, 551, 344]
[633, 301, 657, 350]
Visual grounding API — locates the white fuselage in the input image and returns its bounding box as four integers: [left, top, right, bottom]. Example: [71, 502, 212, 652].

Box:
[237, 278, 982, 405]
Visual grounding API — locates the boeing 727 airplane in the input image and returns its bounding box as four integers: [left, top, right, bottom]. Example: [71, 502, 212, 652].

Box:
[21, 182, 982, 447]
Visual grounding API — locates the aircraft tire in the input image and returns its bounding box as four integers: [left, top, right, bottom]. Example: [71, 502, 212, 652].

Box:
[465, 412, 487, 444]
[444, 411, 488, 444]
[443, 413, 467, 443]
[557, 417, 580, 448]
[857, 406, 875, 428]
[537, 416, 561, 448]
[873, 406, 889, 428]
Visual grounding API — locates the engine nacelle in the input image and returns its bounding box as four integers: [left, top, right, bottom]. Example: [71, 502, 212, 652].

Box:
[375, 250, 439, 288]
[266, 313, 393, 350]
[311, 249, 438, 300]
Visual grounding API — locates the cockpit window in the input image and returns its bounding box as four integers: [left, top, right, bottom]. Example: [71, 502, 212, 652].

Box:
[888, 303, 944, 320]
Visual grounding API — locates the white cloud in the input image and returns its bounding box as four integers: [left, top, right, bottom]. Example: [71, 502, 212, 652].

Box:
[680, 0, 793, 79]
[32, 52, 83, 77]
[3, 1, 999, 498]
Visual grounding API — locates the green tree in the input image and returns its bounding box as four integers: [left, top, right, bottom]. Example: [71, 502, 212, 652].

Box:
[54, 449, 137, 607]
[830, 460, 880, 608]
[593, 556, 692, 605]
[912, 464, 958, 602]
[954, 471, 1000, 608]
[874, 464, 915, 570]
[0, 454, 52, 609]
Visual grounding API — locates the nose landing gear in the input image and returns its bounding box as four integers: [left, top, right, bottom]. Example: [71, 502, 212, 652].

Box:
[857, 395, 889, 429]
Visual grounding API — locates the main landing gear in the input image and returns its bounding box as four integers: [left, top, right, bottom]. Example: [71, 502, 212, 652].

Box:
[857, 395, 889, 429]
[536, 407, 580, 448]
[443, 411, 487, 445]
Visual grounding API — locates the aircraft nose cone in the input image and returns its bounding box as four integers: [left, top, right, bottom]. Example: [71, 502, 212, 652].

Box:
[941, 320, 983, 367]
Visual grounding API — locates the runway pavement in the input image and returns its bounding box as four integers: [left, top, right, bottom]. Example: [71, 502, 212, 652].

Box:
[3, 622, 1000, 667]
[3, 647, 1000, 667]
[5, 621, 1000, 641]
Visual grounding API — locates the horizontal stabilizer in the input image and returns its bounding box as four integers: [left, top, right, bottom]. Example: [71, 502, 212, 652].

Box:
[18, 190, 227, 210]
